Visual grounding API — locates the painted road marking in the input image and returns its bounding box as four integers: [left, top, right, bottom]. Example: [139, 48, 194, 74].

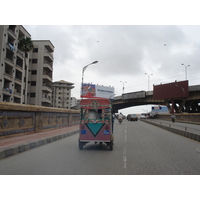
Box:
[123, 123, 127, 169]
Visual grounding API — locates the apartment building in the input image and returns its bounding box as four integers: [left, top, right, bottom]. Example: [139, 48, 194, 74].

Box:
[70, 97, 77, 108]
[28, 40, 54, 106]
[0, 25, 31, 104]
[52, 80, 74, 109]
[0, 25, 55, 106]
[0, 25, 76, 108]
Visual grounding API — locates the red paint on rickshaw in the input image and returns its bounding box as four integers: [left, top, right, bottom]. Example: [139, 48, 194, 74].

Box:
[78, 98, 114, 150]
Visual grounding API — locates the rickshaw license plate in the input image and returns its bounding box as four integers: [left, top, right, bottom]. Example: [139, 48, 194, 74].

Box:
[104, 130, 109, 135]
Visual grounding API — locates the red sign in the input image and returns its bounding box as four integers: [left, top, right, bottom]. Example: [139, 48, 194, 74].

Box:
[153, 81, 188, 99]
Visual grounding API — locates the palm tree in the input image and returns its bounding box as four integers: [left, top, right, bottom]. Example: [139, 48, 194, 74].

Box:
[18, 37, 34, 54]
[18, 37, 34, 104]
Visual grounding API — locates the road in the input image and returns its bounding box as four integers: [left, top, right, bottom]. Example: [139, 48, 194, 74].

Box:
[0, 120, 200, 175]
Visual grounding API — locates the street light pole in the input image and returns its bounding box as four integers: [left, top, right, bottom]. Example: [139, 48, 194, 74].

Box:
[181, 63, 190, 80]
[81, 61, 98, 97]
[120, 81, 127, 94]
[145, 73, 153, 91]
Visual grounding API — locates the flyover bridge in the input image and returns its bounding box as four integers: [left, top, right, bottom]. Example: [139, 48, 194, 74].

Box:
[112, 84, 200, 113]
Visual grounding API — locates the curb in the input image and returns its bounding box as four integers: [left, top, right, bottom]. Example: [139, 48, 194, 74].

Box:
[0, 129, 79, 160]
[141, 120, 200, 143]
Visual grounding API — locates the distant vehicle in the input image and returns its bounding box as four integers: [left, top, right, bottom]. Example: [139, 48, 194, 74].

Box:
[127, 114, 138, 121]
[139, 114, 147, 119]
[118, 118, 123, 124]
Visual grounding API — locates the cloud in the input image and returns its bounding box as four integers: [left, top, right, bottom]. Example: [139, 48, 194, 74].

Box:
[24, 25, 200, 105]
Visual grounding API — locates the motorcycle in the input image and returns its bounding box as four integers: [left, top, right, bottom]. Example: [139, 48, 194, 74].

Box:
[172, 118, 176, 123]
[171, 115, 176, 123]
[118, 118, 122, 124]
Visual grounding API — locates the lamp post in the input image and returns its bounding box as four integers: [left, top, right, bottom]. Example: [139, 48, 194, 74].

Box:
[145, 73, 153, 91]
[120, 81, 127, 94]
[181, 63, 190, 80]
[81, 61, 98, 96]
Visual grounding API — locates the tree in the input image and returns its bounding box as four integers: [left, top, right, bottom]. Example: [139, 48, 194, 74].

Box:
[18, 37, 34, 104]
[18, 37, 34, 53]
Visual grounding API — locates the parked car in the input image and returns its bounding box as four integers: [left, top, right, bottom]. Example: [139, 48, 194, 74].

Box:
[127, 114, 138, 121]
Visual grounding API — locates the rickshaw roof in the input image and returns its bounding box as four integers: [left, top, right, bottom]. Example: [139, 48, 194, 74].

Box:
[80, 98, 111, 108]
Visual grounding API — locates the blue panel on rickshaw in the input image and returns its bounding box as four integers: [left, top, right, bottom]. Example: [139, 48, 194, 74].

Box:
[81, 130, 86, 134]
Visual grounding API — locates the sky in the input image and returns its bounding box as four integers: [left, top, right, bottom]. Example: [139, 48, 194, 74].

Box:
[3, 0, 199, 115]
[23, 25, 200, 114]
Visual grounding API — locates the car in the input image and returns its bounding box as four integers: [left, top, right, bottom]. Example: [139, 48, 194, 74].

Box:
[127, 114, 138, 121]
[139, 114, 147, 119]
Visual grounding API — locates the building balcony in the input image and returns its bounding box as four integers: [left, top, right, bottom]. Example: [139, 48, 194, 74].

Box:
[44, 52, 53, 62]
[14, 77, 22, 84]
[8, 26, 17, 38]
[43, 74, 52, 82]
[43, 63, 53, 71]
[42, 97, 52, 104]
[16, 49, 24, 58]
[5, 57, 14, 66]
[15, 65, 23, 72]
[45, 43, 54, 53]
[2, 88, 12, 96]
[4, 72, 13, 81]
[42, 85, 52, 93]
[13, 90, 22, 98]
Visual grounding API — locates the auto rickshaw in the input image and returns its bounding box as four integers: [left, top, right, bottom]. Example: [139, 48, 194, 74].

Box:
[78, 98, 114, 150]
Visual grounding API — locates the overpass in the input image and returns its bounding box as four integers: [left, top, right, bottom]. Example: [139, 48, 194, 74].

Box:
[112, 84, 200, 113]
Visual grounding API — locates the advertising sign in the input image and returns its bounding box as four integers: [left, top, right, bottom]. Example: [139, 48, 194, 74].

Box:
[81, 84, 115, 99]
[153, 80, 188, 100]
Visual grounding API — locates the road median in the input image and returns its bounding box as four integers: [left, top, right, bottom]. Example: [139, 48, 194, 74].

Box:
[140, 119, 200, 143]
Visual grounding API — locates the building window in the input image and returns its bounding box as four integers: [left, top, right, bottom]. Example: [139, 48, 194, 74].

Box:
[31, 81, 36, 86]
[33, 48, 38, 52]
[31, 70, 37, 75]
[32, 59, 37, 63]
[30, 93, 36, 97]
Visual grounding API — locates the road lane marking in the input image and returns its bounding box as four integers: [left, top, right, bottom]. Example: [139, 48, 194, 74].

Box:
[125, 135, 127, 142]
[123, 123, 127, 169]
[123, 148, 127, 168]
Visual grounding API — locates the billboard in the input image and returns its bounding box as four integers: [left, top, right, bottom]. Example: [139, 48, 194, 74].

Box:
[81, 84, 115, 99]
[153, 80, 188, 100]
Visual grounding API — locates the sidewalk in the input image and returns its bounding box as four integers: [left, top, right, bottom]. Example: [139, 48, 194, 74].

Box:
[0, 125, 79, 160]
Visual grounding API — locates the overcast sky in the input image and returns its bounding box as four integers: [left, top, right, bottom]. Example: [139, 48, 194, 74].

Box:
[23, 25, 200, 114]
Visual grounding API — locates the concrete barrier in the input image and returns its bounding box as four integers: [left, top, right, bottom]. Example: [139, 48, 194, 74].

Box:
[141, 119, 200, 143]
[154, 113, 200, 125]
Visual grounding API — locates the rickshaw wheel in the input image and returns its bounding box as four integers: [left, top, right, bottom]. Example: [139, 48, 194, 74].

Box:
[79, 141, 83, 150]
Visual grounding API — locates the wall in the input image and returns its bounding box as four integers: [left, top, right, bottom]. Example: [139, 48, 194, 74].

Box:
[154, 113, 200, 124]
[0, 102, 79, 138]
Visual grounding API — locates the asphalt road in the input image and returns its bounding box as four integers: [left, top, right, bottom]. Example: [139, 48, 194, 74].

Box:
[0, 120, 200, 175]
